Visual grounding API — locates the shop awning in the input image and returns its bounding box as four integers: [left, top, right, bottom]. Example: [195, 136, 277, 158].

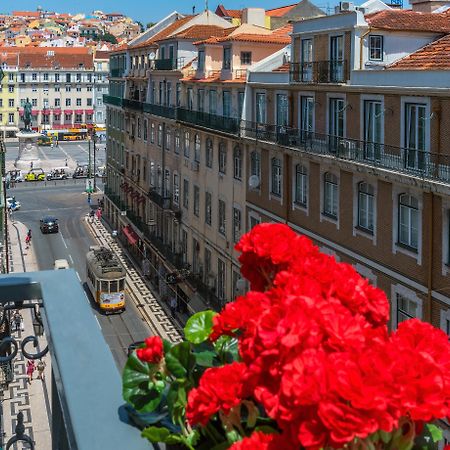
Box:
[85, 109, 94, 114]
[64, 110, 73, 114]
[122, 225, 138, 246]
[75, 110, 83, 114]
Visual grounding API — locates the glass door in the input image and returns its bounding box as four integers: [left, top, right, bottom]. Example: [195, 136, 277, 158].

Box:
[330, 35, 344, 82]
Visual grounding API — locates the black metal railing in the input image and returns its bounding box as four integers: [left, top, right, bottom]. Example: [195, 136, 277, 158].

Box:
[127, 210, 145, 232]
[103, 94, 123, 106]
[145, 232, 185, 269]
[177, 108, 239, 134]
[148, 188, 172, 209]
[241, 122, 450, 183]
[289, 60, 349, 83]
[186, 274, 223, 312]
[152, 57, 185, 71]
[143, 103, 176, 119]
[123, 98, 143, 111]
[110, 68, 125, 78]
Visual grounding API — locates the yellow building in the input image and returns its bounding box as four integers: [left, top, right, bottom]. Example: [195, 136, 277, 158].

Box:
[0, 55, 19, 138]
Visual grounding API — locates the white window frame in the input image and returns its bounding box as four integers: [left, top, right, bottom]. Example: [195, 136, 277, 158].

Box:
[293, 162, 308, 210]
[357, 181, 375, 233]
[322, 171, 339, 221]
[232, 204, 242, 243]
[270, 157, 282, 199]
[233, 145, 242, 180]
[368, 35, 383, 61]
[361, 96, 384, 161]
[353, 176, 377, 244]
[440, 308, 450, 336]
[398, 193, 419, 250]
[391, 284, 423, 330]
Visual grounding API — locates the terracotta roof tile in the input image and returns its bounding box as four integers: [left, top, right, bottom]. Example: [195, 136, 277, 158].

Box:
[168, 25, 231, 40]
[365, 9, 450, 33]
[271, 23, 293, 37]
[273, 61, 290, 72]
[12, 11, 40, 18]
[388, 34, 450, 70]
[266, 3, 298, 17]
[226, 9, 243, 18]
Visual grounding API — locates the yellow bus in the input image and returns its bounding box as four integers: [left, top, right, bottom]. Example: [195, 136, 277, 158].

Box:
[86, 246, 126, 313]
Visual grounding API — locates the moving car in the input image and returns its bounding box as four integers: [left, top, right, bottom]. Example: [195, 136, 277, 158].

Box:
[25, 168, 46, 182]
[73, 165, 89, 179]
[6, 197, 21, 211]
[46, 168, 69, 180]
[40, 216, 59, 234]
[54, 259, 69, 270]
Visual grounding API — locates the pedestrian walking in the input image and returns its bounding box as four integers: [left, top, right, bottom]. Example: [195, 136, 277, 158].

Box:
[65, 158, 68, 167]
[13, 310, 23, 332]
[26, 360, 35, 384]
[89, 209, 95, 223]
[27, 229, 32, 241]
[37, 359, 46, 380]
[169, 295, 177, 317]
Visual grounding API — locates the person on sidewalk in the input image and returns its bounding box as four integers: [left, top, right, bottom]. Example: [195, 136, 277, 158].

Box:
[27, 229, 32, 242]
[37, 359, 46, 380]
[26, 360, 35, 384]
[13, 310, 23, 332]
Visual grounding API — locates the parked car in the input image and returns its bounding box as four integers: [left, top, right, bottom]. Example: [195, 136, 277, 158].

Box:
[40, 216, 59, 234]
[7, 170, 23, 183]
[46, 168, 69, 180]
[54, 259, 69, 270]
[6, 197, 21, 211]
[25, 168, 46, 182]
[72, 165, 89, 179]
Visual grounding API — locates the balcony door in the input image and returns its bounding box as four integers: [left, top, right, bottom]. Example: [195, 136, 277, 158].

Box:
[364, 100, 382, 160]
[300, 96, 314, 140]
[329, 98, 344, 152]
[301, 39, 313, 82]
[405, 103, 427, 171]
[330, 35, 344, 82]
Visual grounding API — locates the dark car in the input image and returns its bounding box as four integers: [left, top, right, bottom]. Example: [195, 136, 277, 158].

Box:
[40, 216, 59, 234]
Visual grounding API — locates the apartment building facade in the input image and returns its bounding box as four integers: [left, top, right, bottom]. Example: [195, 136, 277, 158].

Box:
[0, 55, 19, 138]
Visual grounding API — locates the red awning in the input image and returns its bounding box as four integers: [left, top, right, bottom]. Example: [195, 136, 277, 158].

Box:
[85, 109, 94, 114]
[42, 111, 50, 115]
[53, 109, 61, 114]
[64, 110, 73, 114]
[31, 111, 38, 116]
[122, 225, 138, 246]
[75, 109, 83, 114]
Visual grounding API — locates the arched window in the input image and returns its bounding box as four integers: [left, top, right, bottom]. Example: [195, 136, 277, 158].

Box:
[194, 134, 201, 162]
[250, 151, 260, 178]
[398, 194, 419, 249]
[271, 157, 282, 196]
[206, 138, 213, 168]
[323, 172, 338, 218]
[233, 145, 242, 180]
[294, 164, 308, 207]
[358, 182, 375, 232]
[184, 131, 190, 158]
[218, 142, 227, 174]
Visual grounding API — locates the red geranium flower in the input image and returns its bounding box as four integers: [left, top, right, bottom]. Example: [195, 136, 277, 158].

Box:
[136, 336, 164, 364]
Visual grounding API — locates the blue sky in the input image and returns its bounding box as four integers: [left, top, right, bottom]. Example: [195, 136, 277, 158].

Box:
[1, 0, 332, 24]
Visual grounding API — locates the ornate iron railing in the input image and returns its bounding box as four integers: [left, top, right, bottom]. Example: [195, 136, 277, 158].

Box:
[103, 95, 123, 107]
[177, 108, 239, 134]
[289, 60, 349, 83]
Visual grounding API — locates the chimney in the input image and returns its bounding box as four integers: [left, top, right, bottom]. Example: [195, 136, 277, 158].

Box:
[242, 8, 266, 27]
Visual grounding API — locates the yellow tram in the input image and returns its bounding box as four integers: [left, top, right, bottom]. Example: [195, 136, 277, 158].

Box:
[86, 246, 126, 313]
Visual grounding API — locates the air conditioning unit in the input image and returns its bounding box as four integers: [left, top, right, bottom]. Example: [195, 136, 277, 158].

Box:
[191, 161, 199, 172]
[340, 1, 355, 11]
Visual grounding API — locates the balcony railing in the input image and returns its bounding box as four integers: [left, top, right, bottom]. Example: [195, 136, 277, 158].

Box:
[145, 231, 185, 269]
[234, 69, 247, 80]
[103, 95, 123, 107]
[143, 103, 176, 120]
[241, 121, 450, 184]
[123, 98, 143, 111]
[177, 108, 239, 134]
[289, 60, 348, 83]
[152, 57, 185, 71]
[186, 273, 223, 312]
[148, 188, 172, 209]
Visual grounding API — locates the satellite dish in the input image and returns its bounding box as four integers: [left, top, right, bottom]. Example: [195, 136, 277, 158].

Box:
[149, 52, 156, 60]
[248, 175, 260, 190]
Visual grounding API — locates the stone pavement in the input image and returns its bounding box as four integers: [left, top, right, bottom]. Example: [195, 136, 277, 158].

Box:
[2, 218, 52, 449]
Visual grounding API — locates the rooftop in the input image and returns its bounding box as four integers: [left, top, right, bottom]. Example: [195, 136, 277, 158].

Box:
[266, 2, 298, 17]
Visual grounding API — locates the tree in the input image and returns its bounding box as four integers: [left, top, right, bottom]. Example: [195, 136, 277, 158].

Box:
[136, 21, 144, 33]
[146, 22, 156, 29]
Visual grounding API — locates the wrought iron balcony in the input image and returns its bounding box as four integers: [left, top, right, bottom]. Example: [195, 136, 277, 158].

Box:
[123, 98, 143, 111]
[105, 187, 126, 211]
[148, 188, 172, 209]
[151, 57, 185, 71]
[289, 60, 349, 83]
[241, 121, 450, 185]
[143, 103, 176, 120]
[177, 108, 239, 134]
[186, 273, 223, 312]
[103, 95, 123, 107]
[145, 232, 184, 269]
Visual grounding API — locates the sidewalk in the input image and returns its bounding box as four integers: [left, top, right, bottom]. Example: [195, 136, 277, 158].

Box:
[2, 219, 52, 449]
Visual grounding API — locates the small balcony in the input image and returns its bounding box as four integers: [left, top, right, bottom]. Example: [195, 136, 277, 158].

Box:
[177, 108, 239, 134]
[143, 103, 176, 120]
[145, 231, 185, 269]
[122, 98, 143, 111]
[289, 60, 349, 83]
[148, 188, 172, 209]
[152, 57, 185, 71]
[103, 95, 123, 107]
[110, 68, 125, 78]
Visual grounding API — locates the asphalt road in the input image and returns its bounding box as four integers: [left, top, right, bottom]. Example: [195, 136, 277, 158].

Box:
[10, 180, 151, 369]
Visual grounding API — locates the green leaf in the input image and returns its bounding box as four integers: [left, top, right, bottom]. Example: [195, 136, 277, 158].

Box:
[379, 430, 392, 444]
[214, 335, 239, 363]
[184, 311, 216, 344]
[426, 424, 443, 443]
[142, 426, 183, 444]
[122, 352, 165, 413]
[194, 350, 217, 367]
[165, 342, 192, 379]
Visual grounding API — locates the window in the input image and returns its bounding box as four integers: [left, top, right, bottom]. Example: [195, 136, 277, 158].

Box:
[295, 164, 308, 207]
[76, 86, 82, 92]
[181, 230, 188, 264]
[8, 99, 14, 108]
[175, 131, 180, 154]
[206, 138, 213, 168]
[184, 131, 190, 158]
[398, 194, 419, 249]
[183, 179, 189, 209]
[256, 93, 266, 124]
[364, 100, 382, 160]
[358, 182, 374, 232]
[192, 238, 200, 274]
[222, 91, 231, 117]
[233, 207, 241, 242]
[329, 98, 345, 138]
[223, 47, 231, 70]
[32, 99, 37, 107]
[54, 114, 60, 122]
[87, 98, 92, 106]
[218, 199, 226, 236]
[198, 50, 205, 71]
[159, 82, 163, 105]
[238, 91, 245, 118]
[8, 113, 14, 124]
[143, 119, 148, 141]
[187, 88, 194, 110]
[8, 73, 14, 82]
[404, 103, 427, 170]
[205, 192, 212, 225]
[55, 73, 60, 82]
[233, 146, 242, 180]
[204, 248, 212, 279]
[76, 73, 81, 82]
[20, 73, 25, 83]
[66, 73, 71, 83]
[176, 83, 181, 107]
[137, 118, 141, 138]
[65, 114, 71, 122]
[441, 309, 450, 336]
[271, 158, 282, 196]
[197, 89, 205, 112]
[166, 128, 171, 149]
[219, 142, 227, 174]
[369, 35, 383, 61]
[300, 96, 314, 137]
[158, 124, 163, 146]
[276, 94, 288, 127]
[396, 293, 419, 324]
[301, 39, 313, 81]
[250, 151, 261, 178]
[323, 172, 338, 218]
[330, 35, 344, 82]
[217, 259, 226, 302]
[209, 90, 217, 114]
[32, 73, 37, 81]
[241, 51, 252, 65]
[194, 185, 200, 217]
[65, 85, 71, 92]
[194, 134, 201, 162]
[76, 98, 82, 106]
[75, 114, 82, 123]
[151, 123, 155, 143]
[173, 173, 179, 204]
[8, 85, 13, 93]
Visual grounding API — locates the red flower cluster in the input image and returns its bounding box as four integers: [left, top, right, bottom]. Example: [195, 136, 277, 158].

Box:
[187, 224, 450, 449]
[136, 336, 164, 364]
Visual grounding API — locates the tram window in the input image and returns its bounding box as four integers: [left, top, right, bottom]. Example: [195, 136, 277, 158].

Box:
[101, 281, 109, 292]
[110, 280, 118, 293]
[119, 279, 125, 291]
